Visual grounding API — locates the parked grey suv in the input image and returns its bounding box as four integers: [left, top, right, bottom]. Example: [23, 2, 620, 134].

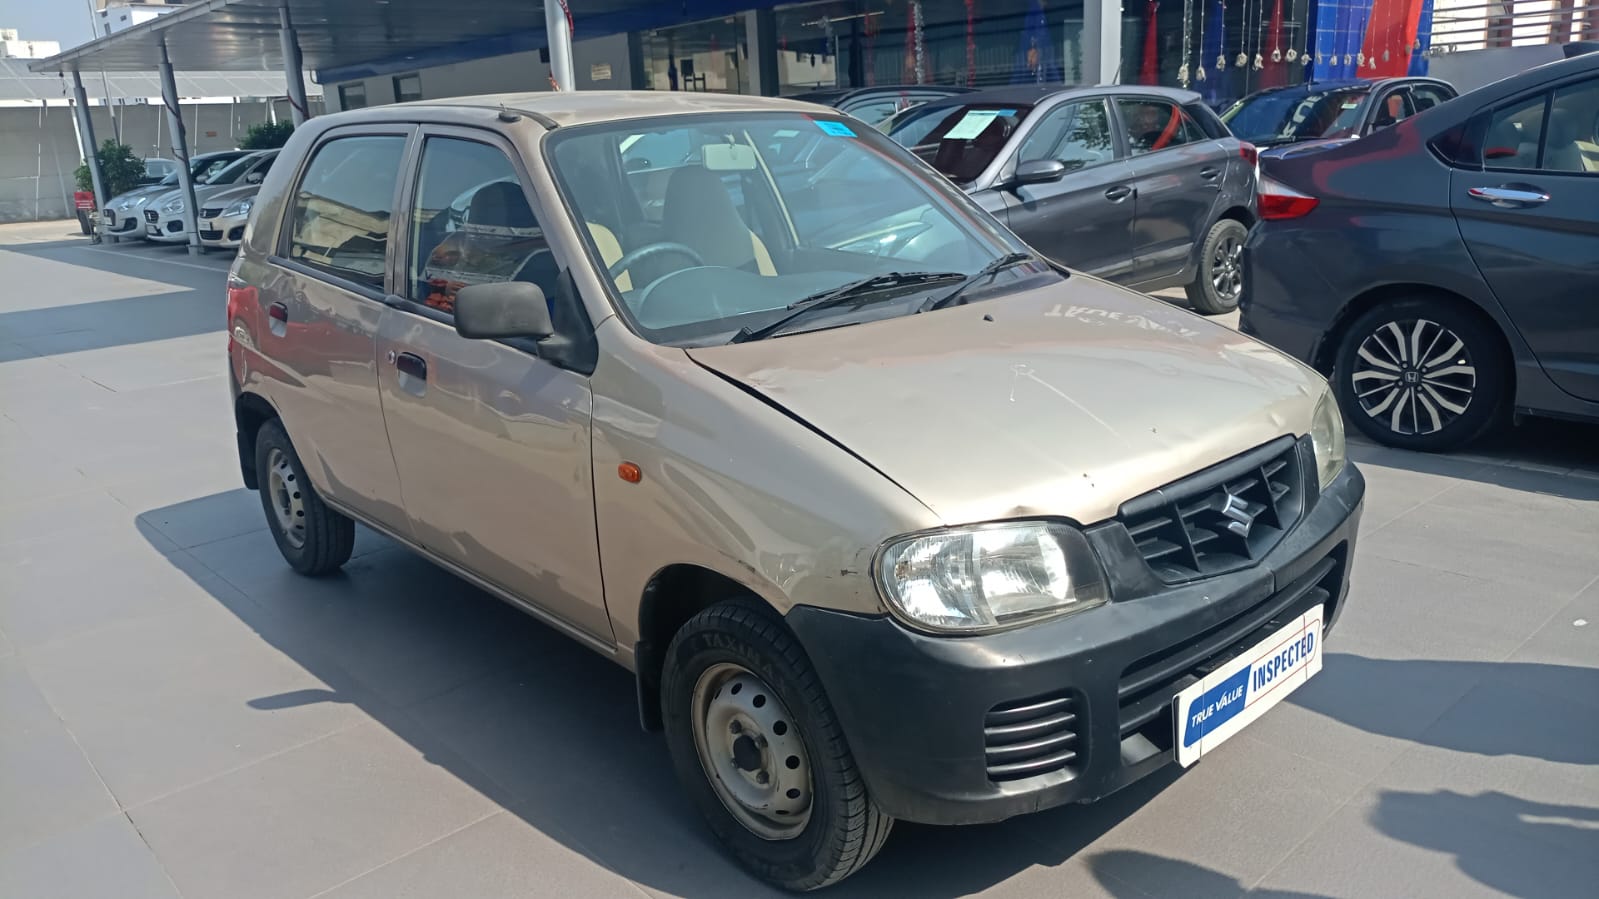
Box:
[888, 85, 1259, 314]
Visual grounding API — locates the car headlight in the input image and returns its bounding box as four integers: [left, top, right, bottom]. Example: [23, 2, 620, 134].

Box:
[1310, 389, 1346, 490]
[877, 522, 1107, 633]
[162, 198, 184, 213]
[223, 197, 253, 217]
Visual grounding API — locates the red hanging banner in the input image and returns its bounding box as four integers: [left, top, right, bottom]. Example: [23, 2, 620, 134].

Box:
[1140, 1, 1160, 85]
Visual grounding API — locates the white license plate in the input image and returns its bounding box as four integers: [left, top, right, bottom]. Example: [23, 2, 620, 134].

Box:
[1174, 609, 1323, 767]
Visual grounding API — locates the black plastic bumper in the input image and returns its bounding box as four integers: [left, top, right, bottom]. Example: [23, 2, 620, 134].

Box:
[785, 462, 1364, 826]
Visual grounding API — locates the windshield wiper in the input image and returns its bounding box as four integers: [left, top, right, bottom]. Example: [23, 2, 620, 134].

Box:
[729, 271, 963, 343]
[917, 252, 1036, 313]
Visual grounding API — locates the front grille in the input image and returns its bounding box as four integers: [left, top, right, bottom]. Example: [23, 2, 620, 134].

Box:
[200, 229, 223, 241]
[200, 206, 224, 218]
[144, 209, 159, 222]
[1116, 551, 1342, 741]
[1118, 436, 1308, 582]
[984, 690, 1081, 782]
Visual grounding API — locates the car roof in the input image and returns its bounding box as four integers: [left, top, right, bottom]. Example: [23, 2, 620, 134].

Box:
[1236, 77, 1449, 101]
[911, 82, 1205, 110]
[331, 90, 830, 129]
[790, 84, 972, 104]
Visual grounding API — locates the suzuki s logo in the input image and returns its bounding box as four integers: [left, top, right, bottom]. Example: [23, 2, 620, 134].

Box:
[1221, 491, 1257, 539]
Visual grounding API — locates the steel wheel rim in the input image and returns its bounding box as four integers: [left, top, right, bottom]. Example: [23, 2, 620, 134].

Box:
[265, 447, 308, 549]
[1351, 318, 1476, 436]
[690, 662, 812, 841]
[1210, 235, 1244, 301]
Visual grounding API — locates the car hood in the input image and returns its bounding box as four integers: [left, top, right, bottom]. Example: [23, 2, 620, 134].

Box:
[109, 184, 170, 207]
[684, 278, 1327, 526]
[148, 183, 234, 210]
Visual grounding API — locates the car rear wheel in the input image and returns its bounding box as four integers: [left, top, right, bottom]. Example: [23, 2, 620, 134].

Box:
[254, 419, 355, 575]
[1333, 298, 1508, 452]
[1185, 218, 1248, 315]
[661, 600, 892, 891]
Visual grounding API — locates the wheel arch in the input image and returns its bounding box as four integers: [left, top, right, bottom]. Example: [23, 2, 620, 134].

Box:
[632, 563, 785, 732]
[1313, 283, 1514, 389]
[234, 390, 280, 491]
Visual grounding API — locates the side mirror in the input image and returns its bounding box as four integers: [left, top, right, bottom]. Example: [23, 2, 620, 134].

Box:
[1013, 159, 1068, 185]
[454, 281, 553, 341]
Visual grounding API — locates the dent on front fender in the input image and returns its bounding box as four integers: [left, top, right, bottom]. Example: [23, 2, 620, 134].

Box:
[586, 321, 939, 650]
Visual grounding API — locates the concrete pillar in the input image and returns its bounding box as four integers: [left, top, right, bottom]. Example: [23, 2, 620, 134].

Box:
[545, 0, 576, 90]
[1082, 0, 1123, 86]
[158, 44, 204, 255]
[70, 71, 108, 210]
[279, 6, 309, 125]
[747, 9, 779, 96]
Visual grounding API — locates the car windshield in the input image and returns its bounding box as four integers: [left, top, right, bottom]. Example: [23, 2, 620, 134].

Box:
[885, 103, 1033, 183]
[192, 155, 238, 184]
[548, 112, 1046, 346]
[206, 153, 260, 186]
[1222, 88, 1371, 144]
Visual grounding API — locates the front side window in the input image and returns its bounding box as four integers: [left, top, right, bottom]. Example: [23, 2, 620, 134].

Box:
[548, 113, 1042, 345]
[1222, 88, 1371, 144]
[1411, 84, 1454, 113]
[408, 137, 555, 315]
[208, 153, 264, 187]
[1017, 100, 1115, 171]
[1544, 78, 1599, 174]
[1117, 99, 1204, 156]
[889, 103, 1034, 183]
[1370, 90, 1416, 130]
[285, 135, 405, 289]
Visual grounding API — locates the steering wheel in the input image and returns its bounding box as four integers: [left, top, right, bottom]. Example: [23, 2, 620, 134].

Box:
[607, 242, 705, 280]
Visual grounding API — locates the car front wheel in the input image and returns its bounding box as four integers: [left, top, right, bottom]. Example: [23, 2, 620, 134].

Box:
[253, 419, 355, 575]
[1333, 298, 1507, 451]
[661, 600, 892, 891]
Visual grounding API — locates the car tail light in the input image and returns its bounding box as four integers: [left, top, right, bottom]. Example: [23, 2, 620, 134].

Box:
[1239, 142, 1259, 167]
[1257, 174, 1319, 221]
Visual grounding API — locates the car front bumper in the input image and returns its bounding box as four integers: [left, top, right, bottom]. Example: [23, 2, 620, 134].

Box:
[199, 213, 248, 248]
[102, 208, 144, 235]
[785, 460, 1364, 826]
[144, 211, 188, 242]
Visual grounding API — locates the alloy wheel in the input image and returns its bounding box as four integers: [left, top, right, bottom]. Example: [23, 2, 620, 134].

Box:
[691, 663, 813, 841]
[1350, 318, 1476, 436]
[1210, 234, 1244, 302]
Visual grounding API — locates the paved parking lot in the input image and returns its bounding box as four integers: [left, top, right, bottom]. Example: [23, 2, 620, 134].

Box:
[2, 219, 1597, 899]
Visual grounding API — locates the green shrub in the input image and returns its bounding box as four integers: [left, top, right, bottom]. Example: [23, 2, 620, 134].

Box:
[241, 121, 295, 150]
[74, 139, 146, 197]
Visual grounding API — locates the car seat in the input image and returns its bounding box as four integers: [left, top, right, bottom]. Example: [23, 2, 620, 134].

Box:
[661, 165, 776, 275]
[1542, 108, 1599, 173]
[420, 182, 551, 314]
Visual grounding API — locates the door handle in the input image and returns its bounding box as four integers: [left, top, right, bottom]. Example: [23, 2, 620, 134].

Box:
[1105, 185, 1134, 202]
[1467, 185, 1549, 208]
[267, 302, 288, 338]
[1199, 167, 1222, 181]
[395, 351, 428, 397]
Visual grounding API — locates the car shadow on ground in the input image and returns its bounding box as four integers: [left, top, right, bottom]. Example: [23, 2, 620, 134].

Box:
[1086, 850, 1336, 898]
[1346, 418, 1599, 503]
[134, 495, 1183, 898]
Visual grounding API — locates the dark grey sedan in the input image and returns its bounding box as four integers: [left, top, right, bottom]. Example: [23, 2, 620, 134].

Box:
[1222, 77, 1457, 150]
[1242, 51, 1599, 451]
[887, 85, 1258, 314]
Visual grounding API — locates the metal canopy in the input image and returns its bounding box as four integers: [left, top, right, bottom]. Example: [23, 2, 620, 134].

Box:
[28, 0, 756, 76]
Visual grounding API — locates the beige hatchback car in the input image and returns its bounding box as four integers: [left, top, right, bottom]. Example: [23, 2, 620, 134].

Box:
[227, 92, 1365, 890]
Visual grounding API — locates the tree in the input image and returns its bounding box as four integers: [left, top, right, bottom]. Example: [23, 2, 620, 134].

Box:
[74, 139, 145, 198]
[241, 121, 295, 150]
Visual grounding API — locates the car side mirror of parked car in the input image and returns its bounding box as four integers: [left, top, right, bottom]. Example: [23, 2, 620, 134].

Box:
[1013, 159, 1068, 186]
[454, 281, 555, 341]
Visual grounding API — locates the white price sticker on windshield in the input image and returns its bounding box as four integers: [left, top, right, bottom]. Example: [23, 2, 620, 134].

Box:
[944, 109, 1004, 140]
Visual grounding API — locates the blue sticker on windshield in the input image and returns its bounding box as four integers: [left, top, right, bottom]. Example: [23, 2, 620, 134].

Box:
[815, 120, 857, 137]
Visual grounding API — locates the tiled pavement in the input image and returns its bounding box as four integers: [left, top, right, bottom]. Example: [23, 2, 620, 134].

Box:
[2, 220, 1596, 898]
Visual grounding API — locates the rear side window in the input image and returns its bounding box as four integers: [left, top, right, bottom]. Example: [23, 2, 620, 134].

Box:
[1411, 84, 1454, 113]
[285, 135, 406, 290]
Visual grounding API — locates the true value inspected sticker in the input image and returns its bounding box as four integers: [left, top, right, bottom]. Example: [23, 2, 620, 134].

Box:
[1174, 609, 1323, 767]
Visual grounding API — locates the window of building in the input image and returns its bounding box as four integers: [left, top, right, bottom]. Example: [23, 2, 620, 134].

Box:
[409, 138, 555, 316]
[338, 83, 367, 110]
[1018, 100, 1115, 171]
[1116, 98, 1203, 156]
[285, 135, 405, 290]
[393, 74, 423, 103]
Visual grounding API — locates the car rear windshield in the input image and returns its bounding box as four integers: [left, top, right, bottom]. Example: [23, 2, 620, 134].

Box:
[1221, 88, 1371, 144]
[886, 103, 1034, 183]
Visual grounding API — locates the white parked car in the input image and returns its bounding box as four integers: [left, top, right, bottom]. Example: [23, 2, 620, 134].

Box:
[197, 182, 263, 250]
[102, 150, 251, 239]
[144, 150, 277, 243]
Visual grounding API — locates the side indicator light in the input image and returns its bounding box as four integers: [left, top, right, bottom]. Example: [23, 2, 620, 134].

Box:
[618, 462, 643, 484]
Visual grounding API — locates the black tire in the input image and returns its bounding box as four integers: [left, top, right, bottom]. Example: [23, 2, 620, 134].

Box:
[661, 600, 892, 891]
[76, 209, 92, 236]
[1333, 297, 1509, 452]
[1185, 218, 1249, 315]
[253, 419, 355, 575]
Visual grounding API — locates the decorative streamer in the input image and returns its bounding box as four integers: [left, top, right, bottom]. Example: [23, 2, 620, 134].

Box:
[1141, 0, 1161, 84]
[913, 1, 927, 85]
[1179, 0, 1194, 86]
[965, 0, 977, 86]
[1236, 0, 1251, 67]
[1215, 0, 1228, 72]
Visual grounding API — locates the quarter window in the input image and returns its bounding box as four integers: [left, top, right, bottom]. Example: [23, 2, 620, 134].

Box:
[408, 137, 555, 316]
[1117, 99, 1204, 156]
[1018, 101, 1115, 171]
[285, 135, 405, 290]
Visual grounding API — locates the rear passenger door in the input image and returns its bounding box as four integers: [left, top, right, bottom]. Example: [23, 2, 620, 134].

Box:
[1113, 96, 1229, 284]
[1451, 76, 1599, 402]
[375, 128, 612, 643]
[262, 128, 411, 533]
[1000, 99, 1138, 278]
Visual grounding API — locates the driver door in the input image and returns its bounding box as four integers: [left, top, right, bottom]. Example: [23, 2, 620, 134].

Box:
[375, 127, 611, 643]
